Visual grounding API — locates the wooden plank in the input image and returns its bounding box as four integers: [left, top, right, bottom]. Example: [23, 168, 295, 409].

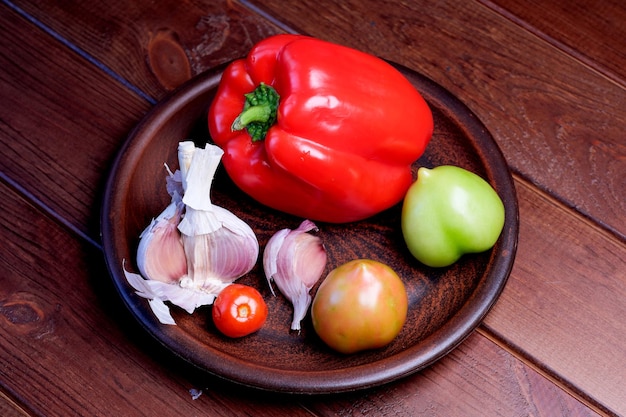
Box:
[0, 4, 149, 239]
[0, 1, 282, 240]
[303, 332, 602, 417]
[0, 181, 602, 416]
[7, 0, 282, 100]
[299, 176, 626, 417]
[243, 0, 626, 239]
[0, 182, 314, 417]
[4, 0, 623, 237]
[239, 5, 626, 407]
[484, 177, 626, 416]
[1, 1, 623, 414]
[481, 0, 626, 84]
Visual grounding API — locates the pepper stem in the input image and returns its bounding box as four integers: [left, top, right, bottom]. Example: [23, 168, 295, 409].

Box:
[231, 83, 280, 142]
[231, 106, 271, 130]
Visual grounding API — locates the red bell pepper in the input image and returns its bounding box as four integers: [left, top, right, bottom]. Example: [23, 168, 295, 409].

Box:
[208, 34, 433, 223]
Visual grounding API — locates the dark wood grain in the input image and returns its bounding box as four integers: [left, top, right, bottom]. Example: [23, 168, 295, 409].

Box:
[302, 332, 602, 417]
[245, 0, 626, 240]
[481, 0, 626, 84]
[484, 177, 626, 415]
[0, 4, 149, 238]
[0, 392, 29, 417]
[0, 181, 601, 416]
[8, 0, 282, 100]
[0, 182, 315, 417]
[0, 0, 624, 415]
[0, 0, 281, 240]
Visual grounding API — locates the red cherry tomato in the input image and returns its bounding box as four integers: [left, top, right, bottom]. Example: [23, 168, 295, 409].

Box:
[212, 284, 268, 338]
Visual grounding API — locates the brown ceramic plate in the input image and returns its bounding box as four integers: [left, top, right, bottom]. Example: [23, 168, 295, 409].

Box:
[101, 62, 518, 394]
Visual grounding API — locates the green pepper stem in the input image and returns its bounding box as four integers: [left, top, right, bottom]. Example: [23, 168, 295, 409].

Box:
[231, 105, 271, 130]
[231, 83, 280, 142]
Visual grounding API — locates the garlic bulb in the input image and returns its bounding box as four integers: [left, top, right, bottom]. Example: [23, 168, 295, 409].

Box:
[124, 141, 259, 325]
[263, 220, 327, 331]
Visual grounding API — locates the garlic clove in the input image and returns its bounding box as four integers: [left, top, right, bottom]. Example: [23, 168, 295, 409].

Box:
[179, 217, 258, 292]
[182, 207, 259, 282]
[263, 228, 289, 297]
[263, 220, 327, 331]
[136, 201, 187, 283]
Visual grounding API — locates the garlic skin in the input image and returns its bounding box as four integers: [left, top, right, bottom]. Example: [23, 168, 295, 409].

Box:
[124, 141, 259, 325]
[124, 265, 217, 325]
[263, 220, 327, 331]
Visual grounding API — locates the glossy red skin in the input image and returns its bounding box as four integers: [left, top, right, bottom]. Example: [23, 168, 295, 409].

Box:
[212, 284, 268, 338]
[310, 259, 408, 354]
[209, 34, 433, 223]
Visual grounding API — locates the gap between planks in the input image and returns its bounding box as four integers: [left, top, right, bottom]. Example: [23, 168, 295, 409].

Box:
[476, 0, 626, 90]
[0, 390, 32, 417]
[476, 325, 615, 417]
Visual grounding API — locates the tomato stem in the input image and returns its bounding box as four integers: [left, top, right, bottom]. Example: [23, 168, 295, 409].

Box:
[231, 83, 280, 142]
[237, 304, 251, 319]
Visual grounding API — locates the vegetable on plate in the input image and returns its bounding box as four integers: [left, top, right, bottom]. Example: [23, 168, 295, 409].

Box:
[263, 220, 327, 332]
[208, 34, 433, 223]
[401, 165, 505, 268]
[212, 284, 268, 338]
[311, 259, 408, 354]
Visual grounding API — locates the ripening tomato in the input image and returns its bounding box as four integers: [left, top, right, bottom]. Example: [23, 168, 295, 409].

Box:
[311, 259, 408, 354]
[212, 284, 268, 338]
[401, 165, 505, 267]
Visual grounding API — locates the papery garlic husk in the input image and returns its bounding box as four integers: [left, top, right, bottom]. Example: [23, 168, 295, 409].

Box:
[124, 141, 259, 326]
[124, 264, 217, 325]
[263, 219, 327, 331]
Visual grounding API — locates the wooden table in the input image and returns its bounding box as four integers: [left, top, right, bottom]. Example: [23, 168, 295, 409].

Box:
[1, 0, 624, 415]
